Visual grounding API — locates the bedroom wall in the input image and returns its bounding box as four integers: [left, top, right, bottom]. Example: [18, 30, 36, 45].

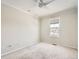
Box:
[1, 4, 40, 55]
[40, 7, 78, 49]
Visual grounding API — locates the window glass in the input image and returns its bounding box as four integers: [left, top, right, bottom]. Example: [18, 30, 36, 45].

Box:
[49, 17, 60, 37]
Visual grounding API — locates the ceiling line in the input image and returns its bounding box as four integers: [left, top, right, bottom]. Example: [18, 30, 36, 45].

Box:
[2, 2, 39, 18]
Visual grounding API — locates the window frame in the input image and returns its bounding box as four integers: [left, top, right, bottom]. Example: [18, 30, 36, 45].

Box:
[49, 17, 60, 38]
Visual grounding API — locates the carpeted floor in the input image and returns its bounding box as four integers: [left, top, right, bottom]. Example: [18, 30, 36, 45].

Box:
[2, 43, 77, 59]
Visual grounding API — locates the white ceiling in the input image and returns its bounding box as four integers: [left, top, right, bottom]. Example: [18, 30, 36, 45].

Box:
[2, 0, 77, 17]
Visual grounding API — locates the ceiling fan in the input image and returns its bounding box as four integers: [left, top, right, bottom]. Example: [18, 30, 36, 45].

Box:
[38, 0, 55, 7]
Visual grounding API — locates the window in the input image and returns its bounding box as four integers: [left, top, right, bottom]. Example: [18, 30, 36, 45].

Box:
[49, 17, 60, 37]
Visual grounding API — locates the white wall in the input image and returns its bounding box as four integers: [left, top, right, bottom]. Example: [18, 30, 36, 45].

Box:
[1, 4, 40, 55]
[40, 7, 77, 49]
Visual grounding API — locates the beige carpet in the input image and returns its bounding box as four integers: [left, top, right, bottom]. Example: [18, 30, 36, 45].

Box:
[2, 43, 77, 59]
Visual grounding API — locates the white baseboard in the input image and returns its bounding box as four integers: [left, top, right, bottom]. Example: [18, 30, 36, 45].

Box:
[1, 43, 39, 57]
[1, 46, 26, 57]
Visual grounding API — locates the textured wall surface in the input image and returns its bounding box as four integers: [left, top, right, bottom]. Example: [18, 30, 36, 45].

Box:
[1, 4, 40, 54]
[40, 7, 77, 49]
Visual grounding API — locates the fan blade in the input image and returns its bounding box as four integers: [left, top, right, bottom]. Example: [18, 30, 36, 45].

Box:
[39, 0, 44, 7]
[44, 0, 55, 5]
[39, 0, 55, 7]
[40, 0, 43, 3]
[39, 2, 43, 7]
